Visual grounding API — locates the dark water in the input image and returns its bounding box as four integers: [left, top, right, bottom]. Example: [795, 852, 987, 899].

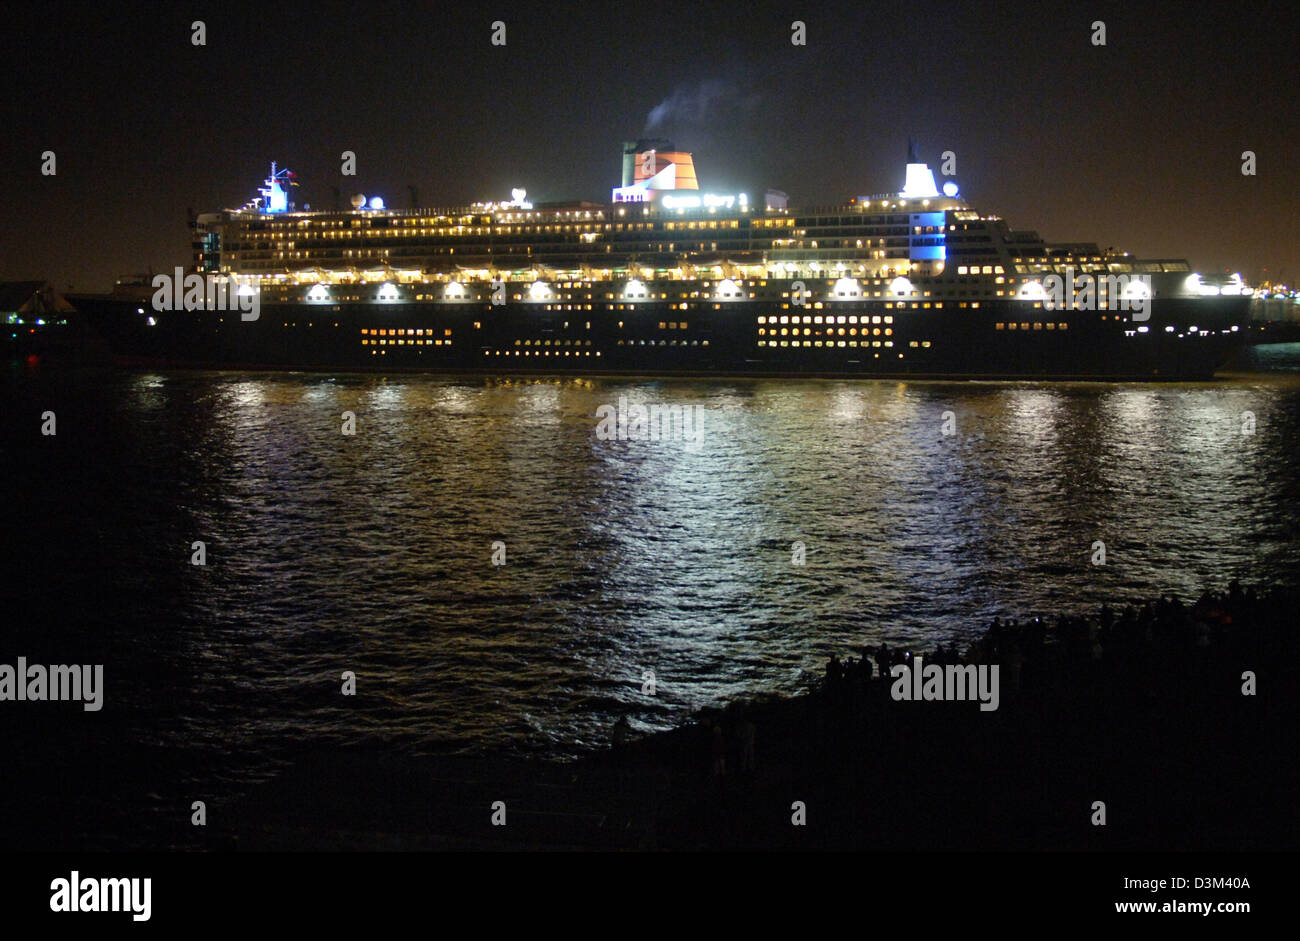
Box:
[3, 353, 1299, 848]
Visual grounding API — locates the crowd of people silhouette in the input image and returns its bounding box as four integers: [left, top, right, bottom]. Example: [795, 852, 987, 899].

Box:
[820, 580, 1278, 698]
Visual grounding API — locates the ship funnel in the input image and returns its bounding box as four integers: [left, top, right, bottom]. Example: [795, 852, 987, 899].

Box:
[622, 138, 678, 187]
[621, 141, 637, 188]
[900, 140, 939, 199]
[613, 139, 700, 201]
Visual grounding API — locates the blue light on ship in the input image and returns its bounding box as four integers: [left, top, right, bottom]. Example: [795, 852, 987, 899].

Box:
[910, 211, 947, 261]
[258, 163, 297, 214]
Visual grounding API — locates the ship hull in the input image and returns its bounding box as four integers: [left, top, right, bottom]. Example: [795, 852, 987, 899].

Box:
[70, 294, 1250, 380]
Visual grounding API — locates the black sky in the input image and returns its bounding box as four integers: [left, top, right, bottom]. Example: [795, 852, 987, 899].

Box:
[2, 0, 1296, 291]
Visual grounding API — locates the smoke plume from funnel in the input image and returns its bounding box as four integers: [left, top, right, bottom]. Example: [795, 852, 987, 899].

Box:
[645, 79, 743, 133]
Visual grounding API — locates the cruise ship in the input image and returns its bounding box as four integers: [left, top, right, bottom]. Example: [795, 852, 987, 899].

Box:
[77, 141, 1251, 379]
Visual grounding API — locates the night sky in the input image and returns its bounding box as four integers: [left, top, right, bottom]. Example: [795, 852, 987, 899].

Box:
[2, 0, 1296, 292]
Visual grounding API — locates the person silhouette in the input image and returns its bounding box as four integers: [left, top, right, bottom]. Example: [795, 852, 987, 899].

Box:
[612, 714, 630, 751]
[738, 714, 756, 773]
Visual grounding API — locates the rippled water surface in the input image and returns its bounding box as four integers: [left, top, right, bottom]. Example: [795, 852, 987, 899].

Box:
[3, 360, 1299, 846]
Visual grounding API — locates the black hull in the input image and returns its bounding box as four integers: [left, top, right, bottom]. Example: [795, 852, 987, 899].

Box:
[69, 295, 1250, 381]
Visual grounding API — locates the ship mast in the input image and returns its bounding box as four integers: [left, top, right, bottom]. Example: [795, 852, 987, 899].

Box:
[257, 162, 298, 214]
